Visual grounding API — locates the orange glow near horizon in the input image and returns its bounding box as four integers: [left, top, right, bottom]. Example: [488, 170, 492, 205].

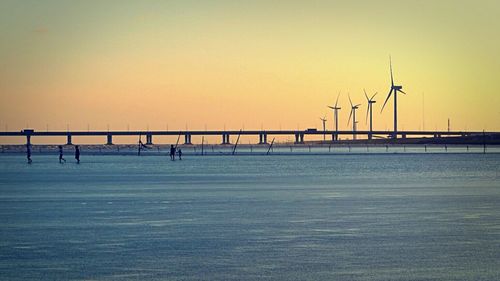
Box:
[1, 1, 500, 144]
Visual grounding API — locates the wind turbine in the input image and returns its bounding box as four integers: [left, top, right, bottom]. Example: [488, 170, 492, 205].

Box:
[364, 89, 377, 140]
[327, 91, 341, 141]
[319, 116, 327, 141]
[381, 56, 407, 138]
[347, 94, 361, 140]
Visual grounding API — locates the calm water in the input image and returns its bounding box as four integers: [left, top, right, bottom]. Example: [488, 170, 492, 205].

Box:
[0, 154, 499, 280]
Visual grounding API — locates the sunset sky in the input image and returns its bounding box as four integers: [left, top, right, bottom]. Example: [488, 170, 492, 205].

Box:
[1, 0, 499, 142]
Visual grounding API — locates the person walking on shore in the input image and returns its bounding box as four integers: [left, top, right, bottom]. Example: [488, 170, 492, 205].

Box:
[170, 144, 176, 161]
[75, 145, 80, 164]
[58, 145, 66, 163]
[26, 144, 32, 164]
[178, 148, 182, 160]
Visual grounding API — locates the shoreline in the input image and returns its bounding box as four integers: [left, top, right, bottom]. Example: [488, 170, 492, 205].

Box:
[1, 143, 496, 155]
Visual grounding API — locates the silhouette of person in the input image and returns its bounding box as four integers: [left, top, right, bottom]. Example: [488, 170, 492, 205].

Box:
[178, 148, 182, 160]
[26, 144, 32, 164]
[170, 145, 176, 161]
[75, 145, 80, 164]
[58, 145, 66, 163]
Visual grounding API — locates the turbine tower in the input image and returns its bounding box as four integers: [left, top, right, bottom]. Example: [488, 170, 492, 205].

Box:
[327, 91, 341, 141]
[319, 116, 327, 141]
[347, 94, 361, 140]
[364, 89, 377, 140]
[381, 56, 406, 139]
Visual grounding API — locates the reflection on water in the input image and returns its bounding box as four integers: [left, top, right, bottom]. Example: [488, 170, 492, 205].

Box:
[0, 154, 499, 280]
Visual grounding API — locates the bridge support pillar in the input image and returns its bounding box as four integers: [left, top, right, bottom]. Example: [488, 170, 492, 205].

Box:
[67, 134, 72, 145]
[26, 135, 31, 146]
[295, 133, 304, 144]
[184, 134, 192, 145]
[402, 134, 406, 139]
[106, 134, 113, 145]
[368, 133, 372, 140]
[222, 134, 230, 145]
[146, 134, 153, 145]
[259, 133, 268, 144]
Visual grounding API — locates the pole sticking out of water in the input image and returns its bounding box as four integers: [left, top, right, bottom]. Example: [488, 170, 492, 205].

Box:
[266, 138, 275, 155]
[201, 136, 204, 156]
[483, 130, 486, 154]
[174, 132, 181, 150]
[138, 134, 142, 156]
[232, 129, 242, 155]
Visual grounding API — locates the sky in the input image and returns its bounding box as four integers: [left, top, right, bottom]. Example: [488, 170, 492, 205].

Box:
[1, 0, 499, 143]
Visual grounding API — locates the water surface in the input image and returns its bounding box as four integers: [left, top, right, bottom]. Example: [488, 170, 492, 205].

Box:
[0, 154, 499, 280]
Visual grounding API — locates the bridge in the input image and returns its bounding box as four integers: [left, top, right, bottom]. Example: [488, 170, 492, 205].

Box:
[0, 129, 494, 145]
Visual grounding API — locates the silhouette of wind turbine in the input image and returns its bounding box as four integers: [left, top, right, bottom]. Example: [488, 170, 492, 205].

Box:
[364, 89, 377, 140]
[381, 56, 407, 139]
[327, 91, 341, 141]
[319, 116, 327, 141]
[347, 94, 361, 140]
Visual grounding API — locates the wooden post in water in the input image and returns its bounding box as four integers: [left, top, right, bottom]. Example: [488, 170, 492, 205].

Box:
[174, 132, 181, 150]
[201, 136, 204, 156]
[483, 130, 486, 154]
[232, 129, 242, 155]
[138, 134, 142, 156]
[266, 138, 275, 155]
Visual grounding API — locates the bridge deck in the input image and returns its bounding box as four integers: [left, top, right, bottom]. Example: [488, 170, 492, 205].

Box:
[0, 130, 494, 137]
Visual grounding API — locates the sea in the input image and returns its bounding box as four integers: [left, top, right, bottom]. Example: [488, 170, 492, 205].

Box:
[0, 153, 499, 280]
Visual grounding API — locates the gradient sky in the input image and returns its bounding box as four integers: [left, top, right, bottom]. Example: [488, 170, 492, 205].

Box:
[1, 0, 499, 139]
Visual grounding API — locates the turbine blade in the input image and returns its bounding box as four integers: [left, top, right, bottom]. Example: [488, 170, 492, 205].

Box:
[366, 104, 370, 124]
[348, 109, 353, 125]
[390, 55, 394, 87]
[328, 106, 334, 110]
[335, 91, 340, 107]
[371, 92, 378, 100]
[381, 89, 393, 112]
[348, 93, 353, 107]
[364, 88, 369, 101]
[398, 89, 407, 95]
